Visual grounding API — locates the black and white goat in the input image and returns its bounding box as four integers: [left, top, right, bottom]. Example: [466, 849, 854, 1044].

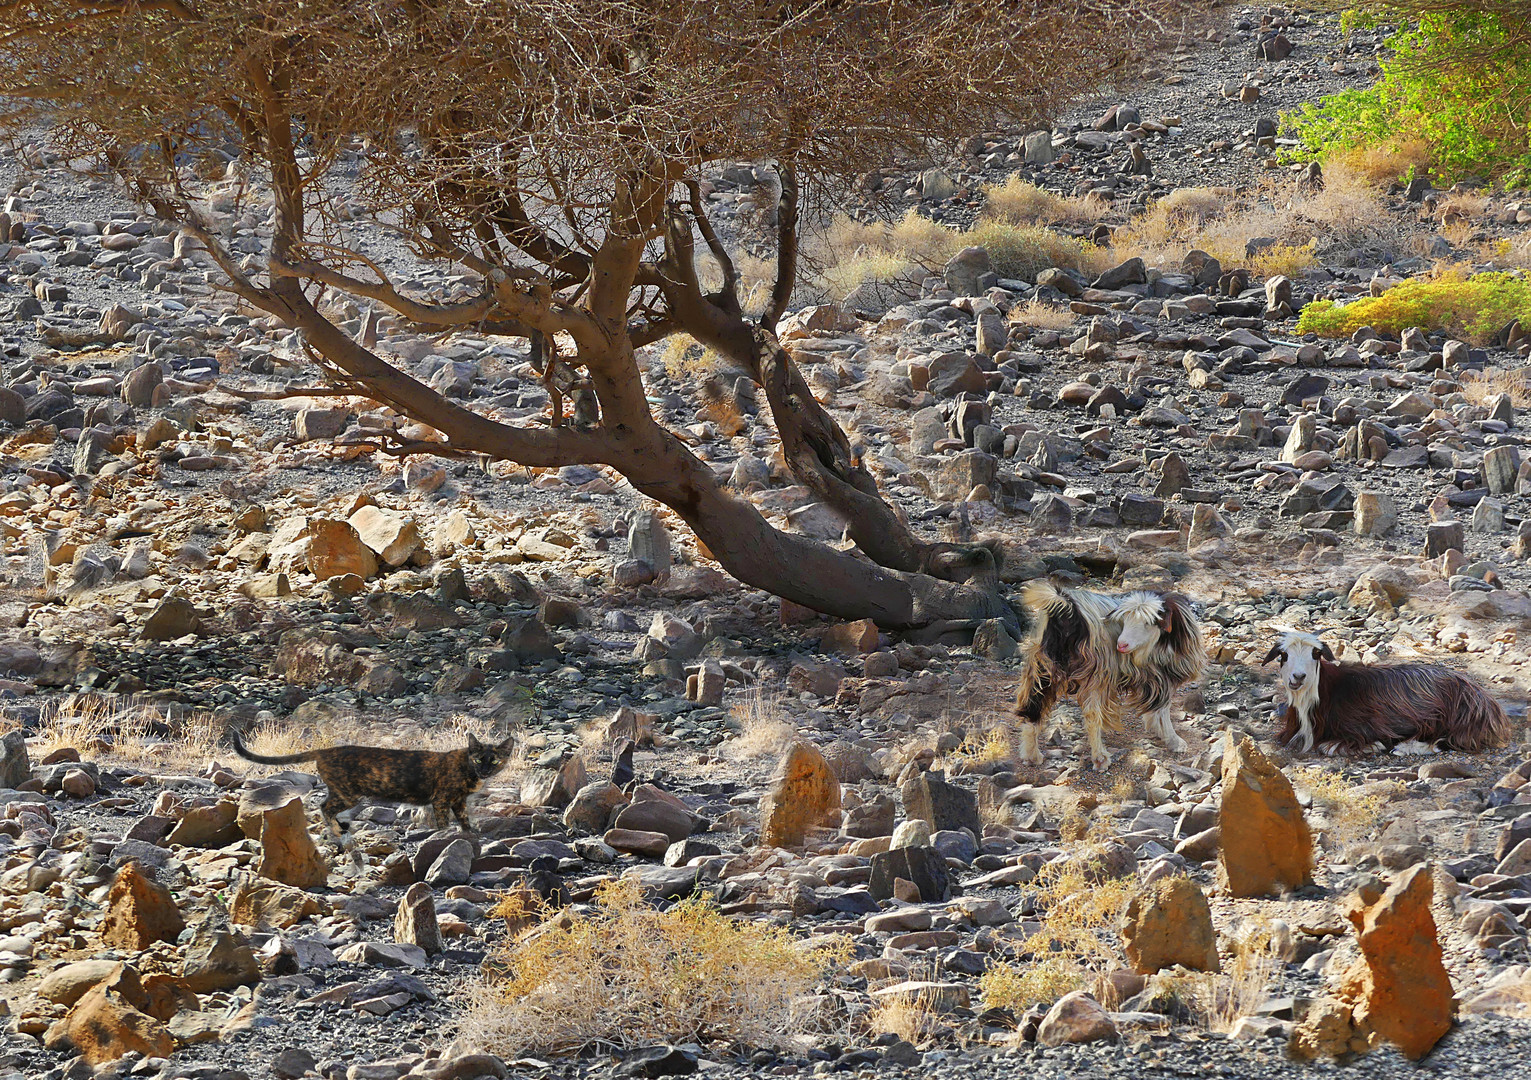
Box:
[1013, 582, 1205, 770]
[1263, 630, 1512, 755]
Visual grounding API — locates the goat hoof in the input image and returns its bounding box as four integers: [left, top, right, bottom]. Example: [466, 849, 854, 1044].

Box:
[1089, 752, 1111, 771]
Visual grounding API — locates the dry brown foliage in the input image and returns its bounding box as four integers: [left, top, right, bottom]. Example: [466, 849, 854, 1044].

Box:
[0, 0, 1206, 630]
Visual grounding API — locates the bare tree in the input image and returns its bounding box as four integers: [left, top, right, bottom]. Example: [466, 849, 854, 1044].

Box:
[1, 0, 1198, 630]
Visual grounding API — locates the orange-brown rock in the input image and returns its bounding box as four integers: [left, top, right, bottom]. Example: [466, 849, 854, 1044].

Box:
[305, 518, 378, 580]
[99, 862, 185, 950]
[1120, 874, 1219, 974]
[759, 741, 840, 848]
[818, 618, 880, 656]
[1218, 734, 1312, 897]
[1289, 995, 1375, 1061]
[230, 875, 324, 929]
[1337, 864, 1455, 1060]
[49, 963, 175, 1065]
[252, 795, 328, 888]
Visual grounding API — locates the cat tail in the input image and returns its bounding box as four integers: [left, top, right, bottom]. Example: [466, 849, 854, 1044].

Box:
[230, 729, 318, 765]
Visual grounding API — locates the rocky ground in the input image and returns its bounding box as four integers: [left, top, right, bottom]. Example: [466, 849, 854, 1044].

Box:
[3, 6, 1531, 1080]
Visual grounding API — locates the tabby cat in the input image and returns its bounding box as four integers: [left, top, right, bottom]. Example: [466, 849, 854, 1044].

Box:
[231, 730, 516, 833]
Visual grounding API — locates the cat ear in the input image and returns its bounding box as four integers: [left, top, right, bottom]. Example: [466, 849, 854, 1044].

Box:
[467, 733, 483, 749]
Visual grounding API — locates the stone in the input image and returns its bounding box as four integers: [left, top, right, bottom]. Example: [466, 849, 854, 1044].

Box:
[523, 753, 588, 809]
[976, 311, 1007, 356]
[1219, 734, 1313, 897]
[1187, 504, 1229, 547]
[2, 730, 32, 789]
[1424, 520, 1464, 559]
[647, 611, 701, 660]
[900, 770, 981, 835]
[306, 519, 378, 580]
[415, 838, 471, 887]
[394, 881, 443, 956]
[165, 799, 241, 848]
[610, 790, 694, 844]
[869, 845, 949, 902]
[604, 828, 672, 858]
[294, 406, 350, 442]
[1121, 874, 1219, 974]
[890, 818, 932, 849]
[818, 618, 880, 656]
[1037, 991, 1118, 1046]
[759, 741, 840, 848]
[1353, 491, 1397, 538]
[1092, 258, 1146, 290]
[120, 362, 163, 406]
[100, 862, 186, 950]
[348, 505, 423, 566]
[563, 781, 629, 833]
[1334, 865, 1454, 1060]
[870, 980, 972, 1013]
[1152, 452, 1190, 497]
[142, 596, 202, 641]
[1471, 497, 1504, 534]
[618, 1045, 699, 1078]
[943, 246, 991, 295]
[38, 959, 120, 1006]
[1281, 413, 1317, 463]
[628, 510, 671, 574]
[180, 920, 260, 992]
[251, 795, 328, 888]
[926, 352, 988, 397]
[1024, 130, 1057, 164]
[971, 618, 1018, 659]
[1484, 445, 1520, 494]
[52, 964, 174, 1066]
[230, 876, 323, 929]
[273, 1049, 320, 1080]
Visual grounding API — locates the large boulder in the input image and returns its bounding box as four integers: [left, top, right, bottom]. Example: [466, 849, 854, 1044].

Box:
[758, 741, 840, 848]
[348, 505, 423, 567]
[0, 729, 31, 789]
[1120, 874, 1219, 974]
[249, 795, 328, 888]
[900, 770, 981, 835]
[49, 964, 174, 1066]
[305, 518, 378, 580]
[1337, 864, 1455, 1060]
[100, 863, 185, 950]
[1219, 734, 1312, 896]
[1036, 990, 1118, 1046]
[180, 919, 260, 992]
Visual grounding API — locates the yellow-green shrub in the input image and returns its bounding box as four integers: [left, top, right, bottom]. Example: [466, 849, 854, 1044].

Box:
[1296, 271, 1531, 343]
[463, 879, 841, 1054]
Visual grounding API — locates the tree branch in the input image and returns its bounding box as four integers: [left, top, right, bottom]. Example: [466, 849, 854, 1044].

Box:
[764, 163, 799, 332]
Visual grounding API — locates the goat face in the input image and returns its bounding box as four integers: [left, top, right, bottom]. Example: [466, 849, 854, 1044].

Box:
[1115, 594, 1169, 656]
[1262, 631, 1335, 703]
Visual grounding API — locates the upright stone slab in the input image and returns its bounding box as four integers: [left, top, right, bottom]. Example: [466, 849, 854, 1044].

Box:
[1218, 734, 1313, 896]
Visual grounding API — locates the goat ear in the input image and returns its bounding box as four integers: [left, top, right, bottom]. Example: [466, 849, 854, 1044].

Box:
[1316, 642, 1336, 663]
[1261, 644, 1283, 665]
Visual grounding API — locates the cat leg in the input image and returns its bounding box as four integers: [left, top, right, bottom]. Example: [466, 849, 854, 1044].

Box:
[452, 803, 475, 833]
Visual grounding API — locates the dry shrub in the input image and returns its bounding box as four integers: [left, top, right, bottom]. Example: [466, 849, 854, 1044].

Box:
[462, 878, 840, 1054]
[1180, 921, 1278, 1033]
[721, 688, 796, 761]
[1462, 366, 1531, 408]
[864, 977, 952, 1045]
[1292, 766, 1402, 846]
[1329, 139, 1432, 186]
[979, 839, 1135, 1011]
[1110, 164, 1403, 273]
[809, 208, 1107, 301]
[983, 175, 1104, 226]
[980, 956, 1090, 1011]
[657, 334, 732, 384]
[17, 694, 224, 769]
[1009, 297, 1077, 331]
[948, 725, 1016, 769]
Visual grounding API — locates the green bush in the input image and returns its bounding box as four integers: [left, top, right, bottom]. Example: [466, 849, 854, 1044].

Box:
[1296, 271, 1531, 341]
[1283, 9, 1531, 186]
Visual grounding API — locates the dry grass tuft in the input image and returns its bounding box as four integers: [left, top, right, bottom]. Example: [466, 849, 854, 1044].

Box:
[809, 208, 1108, 301]
[462, 878, 840, 1054]
[10, 694, 225, 770]
[982, 175, 1105, 226]
[1329, 139, 1432, 186]
[721, 688, 797, 761]
[979, 838, 1135, 1012]
[948, 725, 1016, 769]
[1462, 366, 1531, 408]
[1009, 296, 1077, 331]
[658, 334, 729, 384]
[1292, 766, 1402, 847]
[1110, 163, 1404, 274]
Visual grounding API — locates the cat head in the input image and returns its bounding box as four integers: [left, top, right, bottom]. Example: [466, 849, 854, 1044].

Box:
[467, 733, 517, 777]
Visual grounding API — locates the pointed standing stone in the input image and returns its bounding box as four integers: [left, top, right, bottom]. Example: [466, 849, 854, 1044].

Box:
[1219, 734, 1313, 897]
